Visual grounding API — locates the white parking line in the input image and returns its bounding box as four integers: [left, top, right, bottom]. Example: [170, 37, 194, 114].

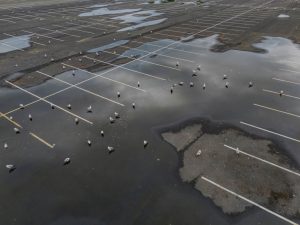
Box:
[37, 71, 125, 106]
[52, 24, 95, 34]
[101, 49, 182, 71]
[30, 132, 55, 149]
[0, 112, 22, 128]
[224, 144, 300, 177]
[119, 45, 195, 62]
[254, 103, 300, 119]
[201, 176, 298, 225]
[62, 63, 147, 92]
[65, 21, 106, 31]
[5, 80, 93, 125]
[38, 27, 81, 38]
[22, 30, 64, 42]
[0, 42, 25, 51]
[263, 89, 300, 101]
[84, 56, 167, 81]
[272, 77, 300, 85]
[3, 33, 46, 46]
[131, 40, 207, 56]
[240, 121, 300, 143]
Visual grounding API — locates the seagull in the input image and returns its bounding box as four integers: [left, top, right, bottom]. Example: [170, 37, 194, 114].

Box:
[75, 117, 79, 125]
[225, 82, 229, 88]
[203, 83, 206, 90]
[100, 130, 104, 137]
[132, 102, 136, 109]
[197, 65, 201, 71]
[223, 74, 227, 80]
[87, 105, 92, 113]
[109, 116, 115, 123]
[236, 147, 240, 154]
[28, 114, 32, 121]
[196, 149, 202, 157]
[6, 164, 15, 173]
[192, 70, 197, 76]
[67, 104, 72, 109]
[107, 146, 114, 154]
[63, 158, 71, 165]
[4, 143, 8, 149]
[137, 81, 140, 87]
[176, 61, 179, 67]
[117, 91, 121, 98]
[249, 81, 253, 87]
[114, 112, 120, 119]
[190, 82, 194, 87]
[87, 140, 92, 146]
[14, 127, 20, 134]
[143, 140, 148, 148]
[19, 104, 24, 109]
[280, 90, 284, 96]
[170, 87, 174, 94]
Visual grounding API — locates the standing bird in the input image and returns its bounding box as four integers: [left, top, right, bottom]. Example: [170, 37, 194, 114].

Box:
[170, 86, 174, 94]
[280, 90, 284, 96]
[143, 140, 148, 148]
[4, 142, 8, 150]
[197, 65, 201, 71]
[67, 104, 72, 110]
[28, 114, 32, 121]
[117, 91, 121, 98]
[72, 70, 75, 76]
[249, 81, 253, 88]
[132, 103, 136, 109]
[192, 70, 197, 76]
[63, 158, 71, 165]
[75, 118, 79, 125]
[6, 164, 15, 173]
[223, 74, 227, 80]
[109, 117, 115, 123]
[87, 105, 92, 113]
[87, 140, 92, 146]
[203, 83, 206, 90]
[14, 127, 20, 134]
[114, 112, 120, 119]
[19, 104, 24, 109]
[190, 82, 194, 87]
[100, 130, 104, 137]
[107, 146, 114, 154]
[176, 61, 179, 67]
[225, 82, 229, 88]
[137, 81, 140, 87]
[51, 104, 55, 109]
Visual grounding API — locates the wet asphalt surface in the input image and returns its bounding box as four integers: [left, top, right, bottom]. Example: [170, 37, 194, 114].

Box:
[1, 0, 300, 225]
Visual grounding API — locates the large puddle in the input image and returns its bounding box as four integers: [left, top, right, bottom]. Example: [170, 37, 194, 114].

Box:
[79, 7, 141, 17]
[1, 35, 300, 225]
[0, 35, 31, 54]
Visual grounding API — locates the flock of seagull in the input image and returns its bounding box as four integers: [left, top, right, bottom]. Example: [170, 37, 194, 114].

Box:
[6, 48, 289, 174]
